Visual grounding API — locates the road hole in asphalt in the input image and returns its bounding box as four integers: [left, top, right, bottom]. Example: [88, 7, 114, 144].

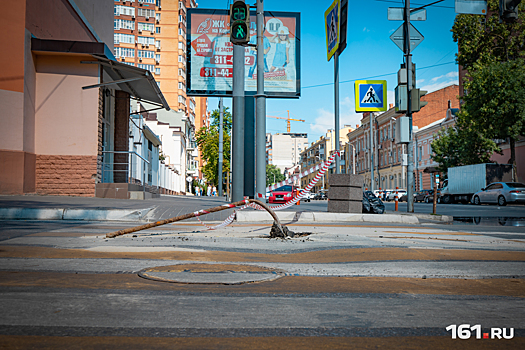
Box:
[138, 263, 285, 285]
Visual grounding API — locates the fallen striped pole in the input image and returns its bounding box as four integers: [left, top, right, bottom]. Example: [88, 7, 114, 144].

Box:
[106, 199, 285, 239]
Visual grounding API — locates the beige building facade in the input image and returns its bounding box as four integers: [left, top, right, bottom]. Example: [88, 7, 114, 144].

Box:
[0, 0, 169, 197]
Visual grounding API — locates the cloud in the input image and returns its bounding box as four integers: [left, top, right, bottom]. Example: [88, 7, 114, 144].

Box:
[363, 27, 370, 32]
[420, 70, 459, 93]
[430, 71, 459, 83]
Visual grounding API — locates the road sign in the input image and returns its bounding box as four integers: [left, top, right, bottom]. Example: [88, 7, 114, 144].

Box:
[390, 23, 424, 52]
[455, 0, 487, 15]
[355, 80, 387, 112]
[387, 7, 427, 21]
[325, 0, 340, 61]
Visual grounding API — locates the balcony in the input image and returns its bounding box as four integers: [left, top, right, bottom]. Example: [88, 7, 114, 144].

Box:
[187, 140, 197, 151]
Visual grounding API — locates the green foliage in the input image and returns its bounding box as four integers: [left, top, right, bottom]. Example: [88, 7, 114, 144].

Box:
[430, 113, 501, 173]
[452, 0, 525, 69]
[444, 1, 525, 174]
[462, 60, 525, 144]
[266, 164, 285, 187]
[195, 108, 232, 187]
[210, 106, 233, 135]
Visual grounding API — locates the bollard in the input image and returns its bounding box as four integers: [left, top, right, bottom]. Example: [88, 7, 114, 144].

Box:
[395, 186, 399, 211]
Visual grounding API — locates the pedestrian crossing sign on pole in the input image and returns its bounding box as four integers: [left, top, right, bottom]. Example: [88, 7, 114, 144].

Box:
[355, 80, 387, 112]
[325, 0, 340, 61]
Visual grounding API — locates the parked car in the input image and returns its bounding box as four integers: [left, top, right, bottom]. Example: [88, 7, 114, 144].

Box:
[387, 189, 406, 201]
[414, 189, 433, 202]
[268, 185, 297, 204]
[471, 182, 525, 206]
[314, 190, 327, 200]
[363, 190, 385, 214]
[302, 191, 314, 202]
[423, 189, 441, 203]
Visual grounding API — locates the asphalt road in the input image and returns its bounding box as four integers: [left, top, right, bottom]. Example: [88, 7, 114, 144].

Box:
[0, 218, 524, 349]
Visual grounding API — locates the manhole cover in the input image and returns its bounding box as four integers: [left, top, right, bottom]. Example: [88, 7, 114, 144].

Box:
[138, 264, 284, 285]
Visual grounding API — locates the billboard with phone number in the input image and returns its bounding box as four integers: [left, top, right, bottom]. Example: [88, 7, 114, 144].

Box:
[187, 9, 300, 98]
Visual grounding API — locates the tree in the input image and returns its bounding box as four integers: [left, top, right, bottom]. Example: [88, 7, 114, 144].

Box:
[452, 0, 525, 70]
[448, 0, 525, 178]
[461, 60, 525, 172]
[266, 164, 285, 187]
[431, 114, 501, 174]
[195, 107, 232, 187]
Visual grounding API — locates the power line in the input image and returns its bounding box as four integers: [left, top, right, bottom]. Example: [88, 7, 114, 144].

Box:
[373, 0, 454, 9]
[303, 61, 456, 89]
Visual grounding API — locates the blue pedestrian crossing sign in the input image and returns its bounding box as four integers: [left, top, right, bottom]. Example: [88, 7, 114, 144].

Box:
[355, 80, 387, 112]
[324, 0, 340, 61]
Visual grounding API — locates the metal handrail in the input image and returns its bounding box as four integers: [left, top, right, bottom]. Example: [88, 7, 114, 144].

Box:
[101, 151, 152, 198]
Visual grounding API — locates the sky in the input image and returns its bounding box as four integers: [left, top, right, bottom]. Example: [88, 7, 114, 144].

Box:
[194, 0, 460, 142]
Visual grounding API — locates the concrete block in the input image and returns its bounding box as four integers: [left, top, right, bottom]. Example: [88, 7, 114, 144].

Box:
[329, 174, 364, 187]
[328, 187, 362, 201]
[328, 200, 363, 213]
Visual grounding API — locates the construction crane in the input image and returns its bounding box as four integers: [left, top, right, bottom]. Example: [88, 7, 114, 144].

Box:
[266, 110, 305, 133]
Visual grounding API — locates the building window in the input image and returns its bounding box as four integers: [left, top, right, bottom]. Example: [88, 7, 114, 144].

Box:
[114, 19, 135, 30]
[155, 67, 160, 75]
[114, 5, 135, 16]
[178, 82, 185, 90]
[155, 54, 160, 62]
[138, 50, 154, 58]
[138, 64, 155, 73]
[178, 95, 186, 106]
[137, 8, 155, 18]
[155, 40, 161, 49]
[115, 47, 135, 57]
[179, 28, 186, 37]
[114, 33, 134, 44]
[137, 36, 155, 45]
[156, 13, 161, 22]
[138, 22, 155, 32]
[156, 26, 161, 33]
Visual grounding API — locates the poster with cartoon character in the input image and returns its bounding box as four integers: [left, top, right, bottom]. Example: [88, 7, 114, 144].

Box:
[187, 9, 300, 98]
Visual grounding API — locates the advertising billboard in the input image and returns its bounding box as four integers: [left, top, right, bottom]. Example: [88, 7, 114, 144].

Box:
[187, 9, 300, 98]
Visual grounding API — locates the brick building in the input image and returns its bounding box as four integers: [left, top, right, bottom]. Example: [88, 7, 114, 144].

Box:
[346, 84, 460, 191]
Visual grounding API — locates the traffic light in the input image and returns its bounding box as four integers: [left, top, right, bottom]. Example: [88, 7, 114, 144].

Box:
[229, 1, 250, 45]
[411, 89, 428, 112]
[500, 0, 521, 23]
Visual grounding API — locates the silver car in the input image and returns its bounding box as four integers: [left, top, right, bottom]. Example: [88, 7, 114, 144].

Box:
[472, 182, 525, 206]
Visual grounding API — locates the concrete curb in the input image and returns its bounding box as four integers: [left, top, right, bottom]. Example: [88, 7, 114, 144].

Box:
[385, 211, 453, 223]
[0, 207, 154, 221]
[236, 211, 419, 224]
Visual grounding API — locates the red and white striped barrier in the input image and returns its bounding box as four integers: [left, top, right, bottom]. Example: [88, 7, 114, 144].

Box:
[197, 152, 340, 229]
[265, 152, 340, 192]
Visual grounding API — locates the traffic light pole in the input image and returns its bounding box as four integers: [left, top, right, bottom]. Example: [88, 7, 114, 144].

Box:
[218, 97, 224, 197]
[231, 43, 245, 202]
[255, 0, 267, 199]
[405, 0, 415, 213]
[334, 51, 340, 174]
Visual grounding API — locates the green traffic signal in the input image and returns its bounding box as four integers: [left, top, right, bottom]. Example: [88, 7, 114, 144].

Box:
[232, 23, 247, 40]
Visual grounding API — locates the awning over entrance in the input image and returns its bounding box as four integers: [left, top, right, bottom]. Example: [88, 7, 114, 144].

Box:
[83, 55, 170, 111]
[31, 38, 169, 111]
